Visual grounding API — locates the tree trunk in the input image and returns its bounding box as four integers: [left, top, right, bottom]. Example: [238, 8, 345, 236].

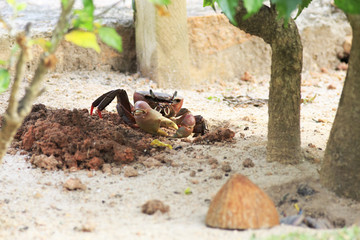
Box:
[234, 4, 302, 163]
[135, 0, 190, 88]
[320, 15, 360, 201]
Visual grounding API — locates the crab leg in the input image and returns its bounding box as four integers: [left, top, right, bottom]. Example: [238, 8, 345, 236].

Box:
[90, 89, 135, 125]
[174, 108, 208, 137]
[172, 114, 196, 138]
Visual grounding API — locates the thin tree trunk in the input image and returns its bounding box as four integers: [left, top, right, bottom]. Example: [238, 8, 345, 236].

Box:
[320, 14, 360, 201]
[234, 3, 302, 163]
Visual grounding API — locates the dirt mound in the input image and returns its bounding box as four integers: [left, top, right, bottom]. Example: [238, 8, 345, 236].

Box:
[13, 104, 153, 170]
[10, 104, 234, 170]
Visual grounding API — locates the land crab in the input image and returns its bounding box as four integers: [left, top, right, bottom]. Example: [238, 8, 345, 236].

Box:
[90, 89, 208, 138]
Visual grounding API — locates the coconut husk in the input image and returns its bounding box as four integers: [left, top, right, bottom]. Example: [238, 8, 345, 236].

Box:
[205, 174, 279, 230]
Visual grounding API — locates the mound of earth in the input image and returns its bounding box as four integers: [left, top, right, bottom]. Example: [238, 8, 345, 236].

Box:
[9, 104, 234, 170]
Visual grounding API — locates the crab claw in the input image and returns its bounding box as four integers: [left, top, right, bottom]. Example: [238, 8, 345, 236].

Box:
[172, 114, 196, 138]
[134, 101, 178, 136]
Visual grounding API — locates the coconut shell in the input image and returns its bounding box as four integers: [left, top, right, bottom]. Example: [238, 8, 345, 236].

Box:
[205, 174, 279, 230]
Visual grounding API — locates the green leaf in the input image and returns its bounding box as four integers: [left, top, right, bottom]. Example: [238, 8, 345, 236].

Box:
[15, 2, 26, 11]
[98, 27, 122, 53]
[82, 0, 95, 16]
[203, 0, 216, 11]
[184, 187, 192, 195]
[72, 0, 95, 31]
[295, 0, 312, 19]
[65, 30, 100, 53]
[73, 9, 94, 31]
[148, 0, 171, 5]
[150, 139, 172, 149]
[217, 0, 239, 25]
[0, 60, 7, 66]
[335, 0, 360, 14]
[203, 0, 215, 7]
[6, 0, 15, 7]
[271, 0, 301, 21]
[0, 69, 10, 93]
[243, 0, 264, 19]
[6, 0, 26, 12]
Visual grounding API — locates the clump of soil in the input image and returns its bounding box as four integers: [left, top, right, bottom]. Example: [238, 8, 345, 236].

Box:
[11, 104, 235, 170]
[193, 128, 235, 143]
[141, 199, 170, 215]
[13, 104, 155, 170]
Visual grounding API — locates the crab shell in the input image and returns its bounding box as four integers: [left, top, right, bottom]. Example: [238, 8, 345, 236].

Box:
[133, 91, 184, 118]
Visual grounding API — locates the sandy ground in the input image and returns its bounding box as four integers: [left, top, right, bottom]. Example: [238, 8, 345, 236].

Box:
[1, 69, 360, 239]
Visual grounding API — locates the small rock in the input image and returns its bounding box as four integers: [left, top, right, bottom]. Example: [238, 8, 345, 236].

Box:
[69, 166, 78, 172]
[210, 173, 223, 180]
[124, 166, 138, 177]
[112, 167, 121, 175]
[241, 71, 253, 82]
[143, 157, 162, 168]
[297, 184, 316, 196]
[210, 163, 217, 169]
[207, 158, 218, 165]
[336, 62, 348, 71]
[7, 148, 17, 155]
[189, 170, 196, 177]
[102, 164, 112, 175]
[33, 192, 43, 199]
[170, 162, 179, 167]
[88, 157, 104, 170]
[320, 67, 329, 74]
[81, 221, 96, 232]
[141, 200, 169, 215]
[18, 226, 29, 232]
[327, 84, 336, 90]
[113, 145, 134, 163]
[243, 158, 255, 168]
[30, 154, 60, 170]
[191, 179, 199, 184]
[308, 143, 316, 148]
[221, 163, 232, 172]
[63, 178, 86, 191]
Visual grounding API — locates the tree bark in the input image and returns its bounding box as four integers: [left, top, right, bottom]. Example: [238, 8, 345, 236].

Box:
[320, 14, 360, 201]
[234, 3, 302, 163]
[135, 0, 190, 88]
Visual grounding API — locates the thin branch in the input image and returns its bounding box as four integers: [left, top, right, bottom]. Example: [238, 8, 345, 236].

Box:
[0, 0, 76, 163]
[94, 1, 122, 19]
[18, 0, 75, 116]
[6, 23, 31, 118]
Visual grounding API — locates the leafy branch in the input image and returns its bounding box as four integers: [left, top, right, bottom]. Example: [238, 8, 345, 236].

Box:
[203, 0, 360, 25]
[0, 0, 123, 163]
